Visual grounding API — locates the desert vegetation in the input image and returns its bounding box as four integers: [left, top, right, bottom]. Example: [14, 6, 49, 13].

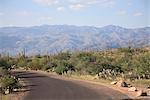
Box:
[0, 46, 149, 98]
[1, 47, 149, 82]
[0, 56, 20, 94]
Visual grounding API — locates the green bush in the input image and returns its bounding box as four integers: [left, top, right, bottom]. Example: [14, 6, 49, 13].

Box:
[55, 66, 66, 75]
[1, 47, 149, 81]
[0, 67, 9, 77]
[0, 75, 20, 93]
[54, 51, 71, 61]
[42, 62, 57, 71]
[0, 58, 11, 69]
[17, 60, 28, 67]
[54, 61, 75, 75]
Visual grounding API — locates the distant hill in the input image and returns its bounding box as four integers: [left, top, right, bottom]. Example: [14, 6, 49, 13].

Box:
[0, 25, 150, 55]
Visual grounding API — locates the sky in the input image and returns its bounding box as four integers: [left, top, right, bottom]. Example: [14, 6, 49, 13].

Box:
[0, 0, 149, 28]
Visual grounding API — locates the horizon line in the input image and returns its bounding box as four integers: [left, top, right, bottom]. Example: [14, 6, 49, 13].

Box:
[0, 24, 149, 29]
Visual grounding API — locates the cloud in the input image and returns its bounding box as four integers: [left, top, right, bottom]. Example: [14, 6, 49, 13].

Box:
[134, 12, 143, 16]
[69, 4, 85, 10]
[86, 0, 100, 5]
[98, 0, 116, 7]
[33, 0, 116, 11]
[34, 0, 59, 6]
[57, 6, 65, 11]
[68, 0, 116, 10]
[74, 0, 116, 7]
[118, 10, 127, 16]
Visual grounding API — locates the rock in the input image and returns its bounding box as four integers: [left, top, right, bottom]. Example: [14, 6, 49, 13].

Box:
[13, 88, 18, 92]
[128, 87, 137, 92]
[5, 89, 10, 95]
[108, 77, 112, 80]
[93, 74, 99, 80]
[110, 81, 117, 85]
[147, 85, 150, 89]
[117, 80, 128, 87]
[146, 89, 150, 96]
[136, 90, 147, 97]
[13, 76, 16, 79]
[11, 65, 16, 69]
[18, 78, 21, 81]
[127, 84, 132, 88]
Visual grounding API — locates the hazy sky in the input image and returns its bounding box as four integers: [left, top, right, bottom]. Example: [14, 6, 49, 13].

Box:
[0, 0, 149, 28]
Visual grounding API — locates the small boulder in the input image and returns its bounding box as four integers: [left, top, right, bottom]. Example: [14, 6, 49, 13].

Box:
[18, 78, 21, 81]
[136, 90, 147, 97]
[93, 74, 99, 80]
[147, 85, 150, 89]
[13, 88, 18, 92]
[117, 80, 128, 87]
[110, 81, 117, 85]
[146, 90, 150, 96]
[4, 89, 10, 95]
[127, 84, 132, 88]
[128, 87, 137, 92]
[13, 76, 16, 79]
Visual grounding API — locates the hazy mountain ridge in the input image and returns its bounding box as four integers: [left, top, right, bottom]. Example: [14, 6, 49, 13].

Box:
[0, 25, 150, 55]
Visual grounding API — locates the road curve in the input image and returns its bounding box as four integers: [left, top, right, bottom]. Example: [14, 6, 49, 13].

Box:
[14, 71, 129, 100]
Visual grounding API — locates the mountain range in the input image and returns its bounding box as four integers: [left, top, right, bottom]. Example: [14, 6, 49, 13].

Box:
[0, 25, 150, 55]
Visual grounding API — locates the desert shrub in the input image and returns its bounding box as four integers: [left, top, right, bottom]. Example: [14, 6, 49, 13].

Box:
[54, 61, 75, 75]
[55, 66, 66, 75]
[1, 47, 149, 81]
[0, 75, 20, 93]
[17, 60, 28, 68]
[27, 57, 43, 70]
[42, 62, 57, 71]
[75, 52, 96, 62]
[0, 56, 21, 94]
[0, 58, 11, 69]
[0, 67, 9, 77]
[119, 47, 134, 53]
[54, 51, 71, 61]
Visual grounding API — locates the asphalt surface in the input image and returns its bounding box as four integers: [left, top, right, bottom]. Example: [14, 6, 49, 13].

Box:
[14, 71, 130, 100]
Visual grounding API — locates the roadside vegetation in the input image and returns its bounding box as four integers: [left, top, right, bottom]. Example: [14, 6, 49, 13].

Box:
[0, 47, 150, 85]
[0, 57, 20, 95]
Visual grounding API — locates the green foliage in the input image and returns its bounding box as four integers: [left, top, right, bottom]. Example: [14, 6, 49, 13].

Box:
[75, 52, 96, 62]
[27, 58, 42, 70]
[55, 66, 66, 75]
[54, 61, 75, 75]
[119, 47, 134, 53]
[0, 75, 20, 93]
[0, 67, 9, 77]
[0, 47, 149, 81]
[42, 62, 57, 71]
[54, 51, 71, 61]
[0, 56, 21, 94]
[0, 58, 11, 69]
[17, 60, 28, 67]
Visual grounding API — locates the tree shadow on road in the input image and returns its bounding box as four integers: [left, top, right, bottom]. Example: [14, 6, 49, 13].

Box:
[13, 71, 47, 79]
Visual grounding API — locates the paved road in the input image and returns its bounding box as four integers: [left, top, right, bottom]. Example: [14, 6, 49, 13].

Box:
[14, 71, 129, 100]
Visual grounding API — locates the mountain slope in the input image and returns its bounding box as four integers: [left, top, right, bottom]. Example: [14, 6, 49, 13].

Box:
[0, 25, 149, 55]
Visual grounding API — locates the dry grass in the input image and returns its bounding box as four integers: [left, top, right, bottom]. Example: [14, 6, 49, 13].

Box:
[64, 72, 110, 85]
[131, 79, 150, 88]
[0, 78, 27, 100]
[1, 93, 22, 100]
